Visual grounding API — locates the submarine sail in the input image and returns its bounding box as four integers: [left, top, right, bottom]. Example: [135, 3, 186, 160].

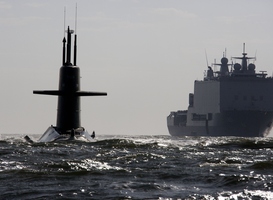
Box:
[32, 26, 107, 142]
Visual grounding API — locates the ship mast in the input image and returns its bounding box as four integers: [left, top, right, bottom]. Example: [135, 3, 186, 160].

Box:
[232, 43, 256, 73]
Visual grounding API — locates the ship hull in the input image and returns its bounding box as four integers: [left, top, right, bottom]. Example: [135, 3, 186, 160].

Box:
[167, 111, 273, 137]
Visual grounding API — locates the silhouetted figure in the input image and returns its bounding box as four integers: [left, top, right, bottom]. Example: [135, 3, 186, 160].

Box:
[69, 129, 75, 140]
[24, 135, 34, 144]
[91, 131, 95, 139]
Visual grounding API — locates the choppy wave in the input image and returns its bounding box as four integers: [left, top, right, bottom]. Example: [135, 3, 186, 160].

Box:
[0, 134, 273, 199]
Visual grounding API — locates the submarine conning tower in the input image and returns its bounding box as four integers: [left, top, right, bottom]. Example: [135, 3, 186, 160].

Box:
[33, 26, 107, 135]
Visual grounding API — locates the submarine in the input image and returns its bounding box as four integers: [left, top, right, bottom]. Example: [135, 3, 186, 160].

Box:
[167, 44, 273, 137]
[26, 26, 107, 142]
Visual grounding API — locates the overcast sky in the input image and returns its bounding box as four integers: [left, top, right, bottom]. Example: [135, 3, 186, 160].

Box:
[1, 0, 273, 136]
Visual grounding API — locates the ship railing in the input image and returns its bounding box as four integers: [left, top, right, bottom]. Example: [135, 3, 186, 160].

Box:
[168, 110, 187, 117]
[204, 70, 233, 81]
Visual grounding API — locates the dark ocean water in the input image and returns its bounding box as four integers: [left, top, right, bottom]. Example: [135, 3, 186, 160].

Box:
[1, 134, 273, 200]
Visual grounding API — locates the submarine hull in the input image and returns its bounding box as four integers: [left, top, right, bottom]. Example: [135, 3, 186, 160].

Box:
[37, 126, 95, 143]
[167, 110, 273, 137]
[56, 66, 81, 133]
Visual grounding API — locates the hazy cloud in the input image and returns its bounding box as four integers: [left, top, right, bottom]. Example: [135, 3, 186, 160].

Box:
[26, 2, 47, 8]
[0, 1, 11, 9]
[150, 8, 197, 19]
[0, 16, 49, 26]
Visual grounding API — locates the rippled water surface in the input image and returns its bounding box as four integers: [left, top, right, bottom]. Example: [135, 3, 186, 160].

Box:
[1, 134, 273, 199]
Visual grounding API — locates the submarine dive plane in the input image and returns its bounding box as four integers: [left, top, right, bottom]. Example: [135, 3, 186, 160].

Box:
[26, 26, 107, 142]
[167, 44, 273, 137]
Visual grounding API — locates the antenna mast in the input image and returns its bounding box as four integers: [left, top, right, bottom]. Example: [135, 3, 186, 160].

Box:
[74, 3, 78, 66]
[243, 43, 246, 55]
[205, 49, 209, 67]
[75, 3, 77, 34]
[62, 7, 66, 65]
[64, 7, 66, 37]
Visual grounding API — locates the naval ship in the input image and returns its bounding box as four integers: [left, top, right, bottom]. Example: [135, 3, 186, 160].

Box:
[167, 44, 273, 137]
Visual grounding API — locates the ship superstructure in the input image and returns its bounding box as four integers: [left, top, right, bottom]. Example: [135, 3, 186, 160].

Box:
[167, 45, 273, 137]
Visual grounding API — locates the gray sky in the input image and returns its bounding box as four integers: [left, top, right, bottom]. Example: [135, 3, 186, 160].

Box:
[1, 0, 273, 135]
